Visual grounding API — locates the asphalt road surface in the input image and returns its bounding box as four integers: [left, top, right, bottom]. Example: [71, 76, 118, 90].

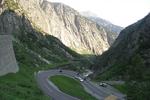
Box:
[36, 69, 126, 100]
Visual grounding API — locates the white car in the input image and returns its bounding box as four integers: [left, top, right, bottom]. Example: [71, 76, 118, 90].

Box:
[74, 76, 84, 82]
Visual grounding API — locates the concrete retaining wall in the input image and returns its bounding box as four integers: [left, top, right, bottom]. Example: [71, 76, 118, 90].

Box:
[0, 35, 18, 76]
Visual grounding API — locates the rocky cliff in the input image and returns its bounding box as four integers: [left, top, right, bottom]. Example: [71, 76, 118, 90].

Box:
[0, 9, 79, 63]
[0, 0, 19, 76]
[0, 0, 83, 76]
[81, 11, 123, 45]
[16, 0, 110, 54]
[0, 1, 83, 99]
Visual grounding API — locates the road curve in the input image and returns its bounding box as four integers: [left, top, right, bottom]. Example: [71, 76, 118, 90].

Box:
[35, 69, 125, 100]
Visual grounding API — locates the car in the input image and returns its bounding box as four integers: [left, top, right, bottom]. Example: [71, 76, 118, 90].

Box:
[83, 77, 86, 81]
[76, 72, 80, 75]
[99, 82, 107, 87]
[74, 76, 84, 82]
[59, 69, 62, 72]
[78, 77, 84, 82]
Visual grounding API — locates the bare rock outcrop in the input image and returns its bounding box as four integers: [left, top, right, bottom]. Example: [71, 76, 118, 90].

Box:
[17, 0, 110, 54]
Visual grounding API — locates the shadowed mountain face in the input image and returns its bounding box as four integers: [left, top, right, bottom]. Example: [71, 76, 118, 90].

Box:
[15, 0, 113, 54]
[93, 13, 150, 79]
[92, 13, 150, 100]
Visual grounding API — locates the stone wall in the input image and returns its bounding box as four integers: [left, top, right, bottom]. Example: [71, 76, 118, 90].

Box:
[0, 35, 18, 76]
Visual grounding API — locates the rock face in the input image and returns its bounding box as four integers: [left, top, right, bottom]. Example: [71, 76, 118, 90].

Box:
[0, 0, 118, 75]
[93, 13, 150, 75]
[88, 17, 123, 45]
[81, 11, 123, 45]
[17, 0, 110, 54]
[0, 9, 79, 60]
[0, 0, 81, 75]
[0, 35, 18, 76]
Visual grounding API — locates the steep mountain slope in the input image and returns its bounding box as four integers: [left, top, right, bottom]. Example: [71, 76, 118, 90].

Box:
[0, 9, 79, 65]
[89, 17, 123, 45]
[93, 13, 150, 100]
[0, 1, 82, 99]
[81, 11, 123, 34]
[81, 11, 123, 45]
[16, 0, 110, 54]
[93, 13, 150, 75]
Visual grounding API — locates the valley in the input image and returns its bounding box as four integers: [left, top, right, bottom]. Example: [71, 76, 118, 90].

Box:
[0, 0, 150, 100]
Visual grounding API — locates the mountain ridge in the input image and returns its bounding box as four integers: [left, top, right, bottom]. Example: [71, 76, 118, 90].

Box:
[92, 13, 150, 100]
[14, 0, 120, 54]
[93, 13, 150, 79]
[81, 11, 123, 45]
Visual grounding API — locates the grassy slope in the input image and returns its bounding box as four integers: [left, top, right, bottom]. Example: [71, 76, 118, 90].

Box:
[111, 84, 128, 94]
[94, 54, 147, 81]
[0, 64, 50, 100]
[0, 39, 77, 100]
[94, 54, 150, 100]
[0, 5, 88, 100]
[50, 75, 97, 100]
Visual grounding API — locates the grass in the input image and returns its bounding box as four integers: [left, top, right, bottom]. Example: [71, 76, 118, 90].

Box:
[0, 41, 70, 100]
[94, 64, 125, 81]
[94, 54, 146, 81]
[50, 75, 97, 100]
[113, 82, 150, 100]
[112, 84, 128, 94]
[0, 61, 74, 100]
[0, 63, 51, 100]
[93, 54, 150, 100]
[0, 9, 86, 100]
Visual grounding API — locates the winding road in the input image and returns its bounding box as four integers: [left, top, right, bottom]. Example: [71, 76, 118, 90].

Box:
[36, 69, 126, 100]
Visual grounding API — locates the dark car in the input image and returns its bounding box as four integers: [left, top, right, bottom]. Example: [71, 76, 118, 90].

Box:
[59, 69, 62, 72]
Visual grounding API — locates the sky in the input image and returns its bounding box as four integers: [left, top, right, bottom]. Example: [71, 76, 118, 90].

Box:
[48, 0, 150, 27]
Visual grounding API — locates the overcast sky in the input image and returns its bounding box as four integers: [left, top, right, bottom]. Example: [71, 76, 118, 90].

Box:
[48, 0, 150, 27]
